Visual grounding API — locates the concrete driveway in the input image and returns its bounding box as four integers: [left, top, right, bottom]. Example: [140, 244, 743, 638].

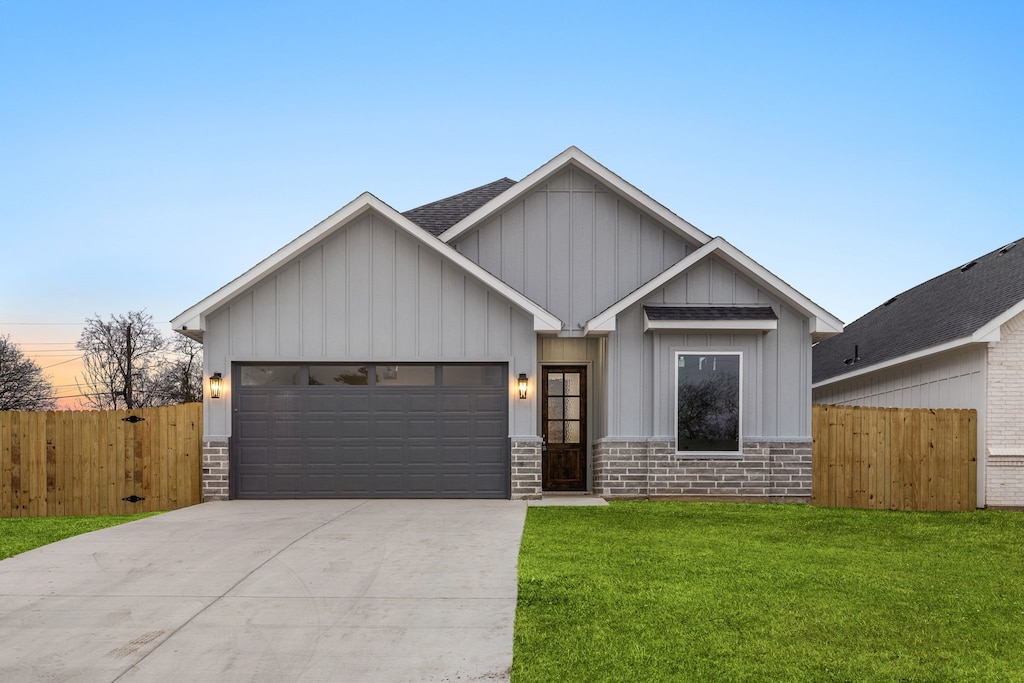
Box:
[0, 499, 528, 682]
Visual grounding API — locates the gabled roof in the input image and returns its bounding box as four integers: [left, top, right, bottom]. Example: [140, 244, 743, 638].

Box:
[171, 193, 562, 340]
[402, 178, 516, 236]
[437, 146, 712, 246]
[585, 237, 843, 339]
[813, 237, 1024, 385]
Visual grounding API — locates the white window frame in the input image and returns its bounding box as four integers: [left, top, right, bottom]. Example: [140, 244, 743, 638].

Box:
[674, 351, 743, 456]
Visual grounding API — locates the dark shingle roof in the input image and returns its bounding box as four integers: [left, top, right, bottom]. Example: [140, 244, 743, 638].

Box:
[402, 178, 517, 237]
[813, 238, 1024, 383]
[644, 305, 778, 321]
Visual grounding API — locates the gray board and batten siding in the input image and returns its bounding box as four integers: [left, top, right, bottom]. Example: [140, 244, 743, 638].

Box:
[201, 209, 538, 439]
[451, 166, 701, 333]
[607, 256, 813, 440]
[450, 165, 813, 442]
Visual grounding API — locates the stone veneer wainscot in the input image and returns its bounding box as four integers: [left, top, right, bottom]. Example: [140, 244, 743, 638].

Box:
[202, 439, 230, 502]
[511, 437, 543, 500]
[592, 438, 812, 500]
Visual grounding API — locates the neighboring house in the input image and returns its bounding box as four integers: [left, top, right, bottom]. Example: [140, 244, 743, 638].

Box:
[172, 147, 842, 502]
[813, 238, 1024, 508]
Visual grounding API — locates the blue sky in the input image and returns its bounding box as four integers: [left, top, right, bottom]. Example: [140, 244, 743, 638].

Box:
[2, 1, 1021, 402]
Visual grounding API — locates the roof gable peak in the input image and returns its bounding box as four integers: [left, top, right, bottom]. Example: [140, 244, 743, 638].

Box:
[438, 146, 711, 246]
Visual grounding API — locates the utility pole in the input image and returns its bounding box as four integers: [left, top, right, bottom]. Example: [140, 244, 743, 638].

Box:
[125, 322, 133, 409]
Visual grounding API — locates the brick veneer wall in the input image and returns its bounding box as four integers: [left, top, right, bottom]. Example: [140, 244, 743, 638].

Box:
[592, 438, 812, 501]
[202, 439, 230, 502]
[511, 438, 543, 500]
[986, 310, 1024, 507]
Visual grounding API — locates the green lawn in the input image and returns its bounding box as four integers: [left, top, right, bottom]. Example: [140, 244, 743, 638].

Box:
[0, 513, 161, 561]
[513, 502, 1024, 682]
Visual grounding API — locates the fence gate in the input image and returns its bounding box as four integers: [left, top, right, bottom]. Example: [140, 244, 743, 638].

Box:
[1, 403, 202, 517]
[812, 404, 977, 511]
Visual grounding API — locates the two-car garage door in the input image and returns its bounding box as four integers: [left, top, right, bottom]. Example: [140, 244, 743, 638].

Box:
[232, 363, 509, 499]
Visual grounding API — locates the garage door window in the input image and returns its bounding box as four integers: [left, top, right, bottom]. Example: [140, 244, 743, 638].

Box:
[443, 365, 504, 386]
[308, 365, 369, 386]
[238, 363, 505, 389]
[376, 365, 436, 386]
[240, 365, 303, 386]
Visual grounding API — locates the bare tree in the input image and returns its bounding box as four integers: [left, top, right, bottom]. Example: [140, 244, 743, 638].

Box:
[76, 311, 167, 409]
[150, 335, 204, 404]
[0, 335, 57, 411]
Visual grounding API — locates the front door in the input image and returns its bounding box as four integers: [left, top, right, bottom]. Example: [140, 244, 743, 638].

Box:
[542, 366, 587, 491]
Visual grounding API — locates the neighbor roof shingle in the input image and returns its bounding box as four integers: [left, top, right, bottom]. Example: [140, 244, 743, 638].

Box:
[402, 178, 517, 237]
[813, 238, 1024, 384]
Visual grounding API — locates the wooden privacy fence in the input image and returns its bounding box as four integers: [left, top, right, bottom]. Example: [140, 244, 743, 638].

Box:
[0, 403, 202, 517]
[812, 404, 977, 511]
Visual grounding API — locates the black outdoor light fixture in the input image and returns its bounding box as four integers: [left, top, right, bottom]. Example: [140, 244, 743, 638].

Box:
[517, 373, 529, 399]
[209, 372, 223, 399]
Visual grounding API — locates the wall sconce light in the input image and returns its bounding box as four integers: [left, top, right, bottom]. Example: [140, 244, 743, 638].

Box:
[517, 373, 528, 400]
[209, 372, 223, 399]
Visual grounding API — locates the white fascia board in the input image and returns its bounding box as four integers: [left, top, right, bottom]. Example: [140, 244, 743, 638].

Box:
[643, 315, 778, 333]
[170, 193, 562, 335]
[372, 205, 562, 332]
[585, 240, 722, 333]
[709, 238, 844, 337]
[585, 236, 842, 338]
[438, 146, 712, 247]
[170, 193, 380, 333]
[973, 298, 1024, 343]
[811, 335, 980, 389]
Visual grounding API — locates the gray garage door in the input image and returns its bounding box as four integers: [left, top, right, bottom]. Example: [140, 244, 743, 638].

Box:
[232, 363, 509, 499]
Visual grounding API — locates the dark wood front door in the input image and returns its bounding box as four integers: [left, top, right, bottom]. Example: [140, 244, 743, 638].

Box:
[542, 366, 587, 491]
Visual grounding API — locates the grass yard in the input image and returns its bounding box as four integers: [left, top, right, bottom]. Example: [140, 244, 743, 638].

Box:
[513, 502, 1024, 682]
[0, 513, 160, 561]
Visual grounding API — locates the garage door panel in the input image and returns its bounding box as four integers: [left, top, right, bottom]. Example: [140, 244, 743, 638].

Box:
[373, 444, 406, 465]
[237, 419, 269, 439]
[339, 474, 371, 494]
[336, 443, 372, 464]
[237, 446, 272, 466]
[339, 421, 371, 438]
[407, 419, 438, 438]
[306, 445, 336, 466]
[440, 394, 471, 411]
[405, 393, 442, 412]
[335, 394, 372, 412]
[267, 473, 303, 496]
[233, 364, 509, 499]
[474, 419, 507, 438]
[441, 420, 471, 439]
[406, 445, 440, 464]
[305, 419, 337, 439]
[306, 474, 339, 496]
[473, 393, 507, 412]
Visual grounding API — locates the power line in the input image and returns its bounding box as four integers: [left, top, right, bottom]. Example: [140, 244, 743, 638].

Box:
[17, 342, 80, 346]
[0, 322, 82, 325]
[40, 357, 84, 369]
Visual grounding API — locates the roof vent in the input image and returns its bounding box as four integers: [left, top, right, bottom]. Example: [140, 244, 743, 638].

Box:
[959, 260, 977, 272]
[999, 242, 1017, 254]
[883, 296, 898, 306]
[843, 345, 861, 365]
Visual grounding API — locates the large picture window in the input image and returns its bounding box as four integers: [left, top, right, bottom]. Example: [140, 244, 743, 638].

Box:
[676, 353, 740, 453]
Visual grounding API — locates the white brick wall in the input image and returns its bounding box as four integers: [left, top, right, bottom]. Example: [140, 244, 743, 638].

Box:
[987, 309, 1024, 507]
